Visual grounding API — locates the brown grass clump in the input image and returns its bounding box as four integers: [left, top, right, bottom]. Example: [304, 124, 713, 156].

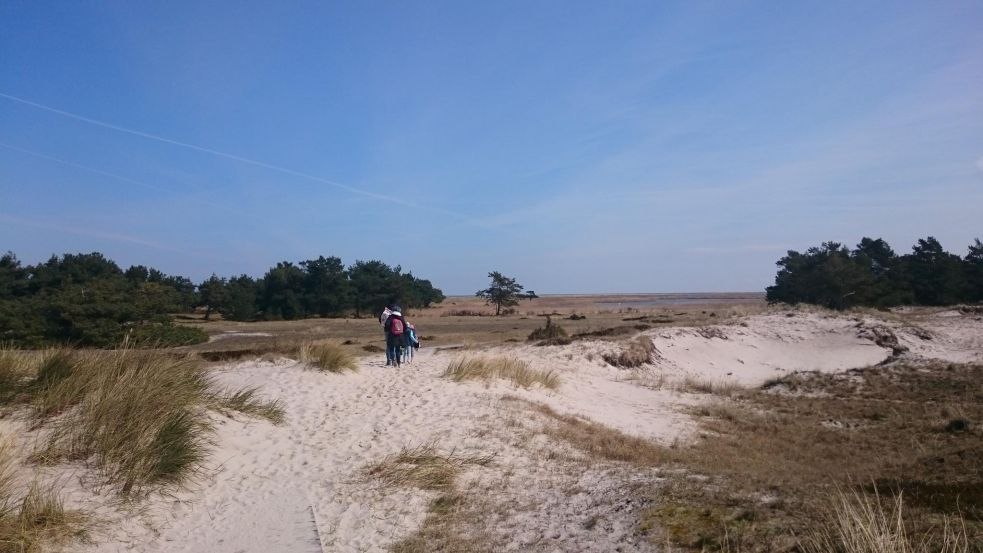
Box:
[602, 336, 656, 368]
[0, 442, 87, 553]
[799, 488, 971, 553]
[528, 402, 670, 465]
[208, 387, 285, 425]
[675, 376, 745, 397]
[444, 356, 559, 389]
[365, 443, 494, 552]
[364, 443, 492, 492]
[298, 341, 358, 372]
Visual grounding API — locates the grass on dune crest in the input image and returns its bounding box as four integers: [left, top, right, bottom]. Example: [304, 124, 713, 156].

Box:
[444, 355, 559, 389]
[0, 346, 284, 497]
[298, 341, 358, 373]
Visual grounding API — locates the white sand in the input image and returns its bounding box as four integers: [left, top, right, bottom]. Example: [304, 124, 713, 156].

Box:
[4, 307, 979, 552]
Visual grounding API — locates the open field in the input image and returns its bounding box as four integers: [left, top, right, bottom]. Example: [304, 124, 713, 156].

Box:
[177, 293, 768, 360]
[1, 296, 981, 552]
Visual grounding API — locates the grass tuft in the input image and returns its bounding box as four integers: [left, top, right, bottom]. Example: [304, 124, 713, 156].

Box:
[675, 376, 745, 397]
[37, 351, 215, 495]
[365, 443, 492, 492]
[209, 387, 285, 424]
[602, 336, 656, 368]
[0, 442, 87, 553]
[4, 348, 284, 496]
[799, 488, 971, 553]
[298, 341, 358, 373]
[444, 356, 559, 389]
[0, 348, 37, 404]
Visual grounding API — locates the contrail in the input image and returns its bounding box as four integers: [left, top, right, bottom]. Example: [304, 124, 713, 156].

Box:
[0, 91, 468, 219]
[0, 212, 186, 254]
[0, 141, 249, 217]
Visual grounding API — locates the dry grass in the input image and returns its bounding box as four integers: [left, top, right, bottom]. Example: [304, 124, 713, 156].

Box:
[34, 350, 216, 495]
[444, 356, 559, 389]
[208, 387, 285, 425]
[365, 443, 494, 552]
[1, 347, 284, 496]
[520, 362, 983, 551]
[526, 402, 670, 465]
[800, 488, 971, 553]
[364, 443, 492, 492]
[0, 349, 37, 405]
[602, 336, 656, 368]
[179, 295, 768, 358]
[298, 341, 358, 372]
[675, 375, 746, 397]
[0, 442, 87, 553]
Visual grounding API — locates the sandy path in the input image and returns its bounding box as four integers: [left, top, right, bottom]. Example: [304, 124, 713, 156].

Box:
[85, 349, 504, 553]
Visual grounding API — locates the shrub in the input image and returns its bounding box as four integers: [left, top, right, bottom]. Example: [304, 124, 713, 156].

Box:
[299, 341, 358, 372]
[527, 316, 569, 345]
[602, 336, 656, 368]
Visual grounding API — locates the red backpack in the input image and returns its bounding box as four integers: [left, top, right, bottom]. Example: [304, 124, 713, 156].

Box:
[390, 317, 404, 335]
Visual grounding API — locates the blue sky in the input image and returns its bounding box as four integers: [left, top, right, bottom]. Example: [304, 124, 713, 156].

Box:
[1, 1, 981, 294]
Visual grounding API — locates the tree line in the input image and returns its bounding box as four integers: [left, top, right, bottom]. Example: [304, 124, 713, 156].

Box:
[766, 236, 983, 309]
[0, 251, 444, 347]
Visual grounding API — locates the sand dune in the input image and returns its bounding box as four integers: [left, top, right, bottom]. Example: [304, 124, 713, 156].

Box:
[6, 307, 977, 552]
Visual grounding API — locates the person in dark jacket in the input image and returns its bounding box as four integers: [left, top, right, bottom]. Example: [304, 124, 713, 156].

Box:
[384, 305, 408, 367]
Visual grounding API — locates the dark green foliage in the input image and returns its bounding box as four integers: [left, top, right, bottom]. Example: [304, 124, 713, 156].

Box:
[967, 239, 983, 303]
[0, 250, 445, 342]
[220, 275, 259, 321]
[0, 252, 203, 348]
[300, 256, 351, 317]
[259, 261, 307, 320]
[767, 237, 983, 309]
[197, 274, 226, 321]
[476, 271, 533, 315]
[349, 260, 400, 318]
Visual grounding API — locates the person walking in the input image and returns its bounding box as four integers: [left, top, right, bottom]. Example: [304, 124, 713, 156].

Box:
[380, 305, 394, 365]
[402, 322, 418, 364]
[384, 305, 408, 368]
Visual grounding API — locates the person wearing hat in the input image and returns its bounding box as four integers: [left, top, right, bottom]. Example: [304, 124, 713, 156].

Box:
[384, 305, 408, 367]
